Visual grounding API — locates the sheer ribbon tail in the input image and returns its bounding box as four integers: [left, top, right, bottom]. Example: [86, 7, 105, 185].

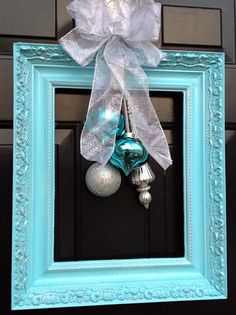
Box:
[104, 39, 172, 170]
[80, 48, 123, 164]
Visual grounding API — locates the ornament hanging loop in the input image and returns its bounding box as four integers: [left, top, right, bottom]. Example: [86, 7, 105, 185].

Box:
[122, 97, 131, 133]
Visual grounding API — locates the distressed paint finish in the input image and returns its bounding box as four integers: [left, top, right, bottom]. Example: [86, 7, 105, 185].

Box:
[12, 43, 226, 310]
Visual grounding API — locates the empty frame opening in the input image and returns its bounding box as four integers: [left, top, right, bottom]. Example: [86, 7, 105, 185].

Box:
[54, 89, 184, 261]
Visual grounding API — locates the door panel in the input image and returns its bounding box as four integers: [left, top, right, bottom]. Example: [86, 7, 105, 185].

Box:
[0, 58, 13, 120]
[0, 0, 56, 37]
[159, 0, 236, 64]
[54, 128, 77, 261]
[54, 90, 184, 262]
[0, 0, 72, 54]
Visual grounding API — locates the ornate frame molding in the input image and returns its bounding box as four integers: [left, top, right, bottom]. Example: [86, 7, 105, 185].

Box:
[12, 43, 226, 310]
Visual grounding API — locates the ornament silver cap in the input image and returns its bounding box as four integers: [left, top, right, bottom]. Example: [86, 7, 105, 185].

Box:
[124, 132, 135, 138]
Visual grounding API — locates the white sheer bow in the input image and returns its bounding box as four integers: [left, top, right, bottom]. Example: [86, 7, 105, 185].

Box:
[60, 0, 172, 169]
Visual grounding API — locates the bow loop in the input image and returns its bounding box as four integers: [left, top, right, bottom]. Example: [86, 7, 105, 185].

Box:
[60, 28, 108, 66]
[126, 40, 165, 67]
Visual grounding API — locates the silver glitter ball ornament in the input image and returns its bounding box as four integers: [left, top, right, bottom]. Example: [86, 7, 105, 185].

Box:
[85, 162, 121, 197]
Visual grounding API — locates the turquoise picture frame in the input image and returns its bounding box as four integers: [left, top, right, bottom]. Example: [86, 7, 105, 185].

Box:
[12, 43, 227, 310]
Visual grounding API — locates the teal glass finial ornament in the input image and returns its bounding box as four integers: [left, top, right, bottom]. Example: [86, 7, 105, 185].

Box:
[109, 132, 148, 176]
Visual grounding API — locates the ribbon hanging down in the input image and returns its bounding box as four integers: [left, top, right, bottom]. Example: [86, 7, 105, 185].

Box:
[60, 0, 172, 170]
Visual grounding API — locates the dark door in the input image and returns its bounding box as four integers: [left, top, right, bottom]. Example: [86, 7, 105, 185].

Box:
[1, 1, 236, 314]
